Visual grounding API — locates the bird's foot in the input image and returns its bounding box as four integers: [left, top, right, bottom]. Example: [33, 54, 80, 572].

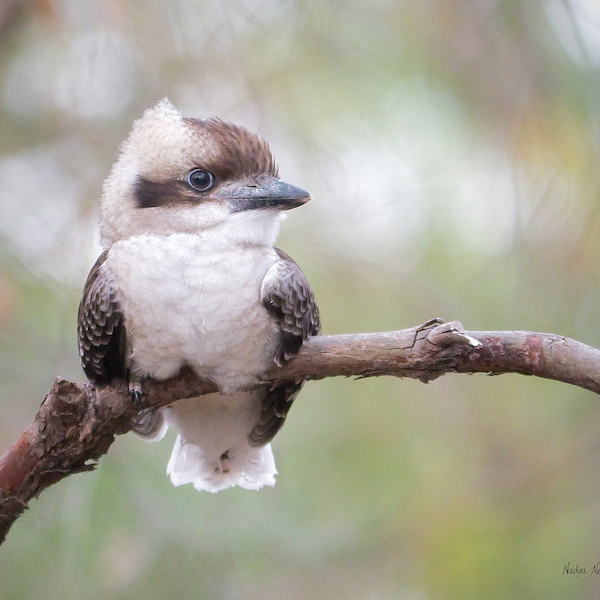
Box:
[128, 374, 145, 406]
[131, 407, 168, 441]
[127, 374, 168, 441]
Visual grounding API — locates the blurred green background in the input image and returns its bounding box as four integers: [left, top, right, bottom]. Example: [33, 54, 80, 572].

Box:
[2, 0, 600, 598]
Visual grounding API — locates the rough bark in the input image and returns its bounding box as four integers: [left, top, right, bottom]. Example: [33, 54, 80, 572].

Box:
[1, 320, 600, 545]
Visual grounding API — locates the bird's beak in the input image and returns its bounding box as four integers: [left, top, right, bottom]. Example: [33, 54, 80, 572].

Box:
[217, 176, 312, 212]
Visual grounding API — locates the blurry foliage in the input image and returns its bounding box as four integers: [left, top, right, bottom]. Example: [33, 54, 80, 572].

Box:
[1, 0, 600, 598]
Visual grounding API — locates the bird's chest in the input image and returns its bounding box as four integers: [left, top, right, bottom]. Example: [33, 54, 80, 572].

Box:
[106, 235, 278, 385]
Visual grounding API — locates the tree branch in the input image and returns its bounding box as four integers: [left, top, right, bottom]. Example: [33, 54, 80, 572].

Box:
[1, 320, 600, 545]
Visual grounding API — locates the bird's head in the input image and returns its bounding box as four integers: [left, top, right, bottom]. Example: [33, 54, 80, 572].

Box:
[100, 99, 311, 248]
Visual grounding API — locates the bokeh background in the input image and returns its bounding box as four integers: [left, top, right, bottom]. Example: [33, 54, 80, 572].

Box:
[2, 0, 600, 598]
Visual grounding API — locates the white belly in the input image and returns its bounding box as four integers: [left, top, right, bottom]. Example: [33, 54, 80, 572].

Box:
[105, 233, 279, 390]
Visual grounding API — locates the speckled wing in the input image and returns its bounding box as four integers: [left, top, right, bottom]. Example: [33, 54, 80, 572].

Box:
[249, 249, 320, 446]
[77, 250, 127, 383]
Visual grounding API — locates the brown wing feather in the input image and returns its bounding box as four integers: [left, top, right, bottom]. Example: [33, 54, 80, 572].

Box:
[261, 248, 320, 366]
[77, 251, 127, 383]
[249, 249, 320, 447]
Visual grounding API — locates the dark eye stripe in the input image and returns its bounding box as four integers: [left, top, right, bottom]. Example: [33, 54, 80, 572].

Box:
[134, 176, 191, 208]
[135, 177, 173, 208]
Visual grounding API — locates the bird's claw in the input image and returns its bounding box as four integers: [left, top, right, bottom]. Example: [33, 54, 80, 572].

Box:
[128, 376, 145, 406]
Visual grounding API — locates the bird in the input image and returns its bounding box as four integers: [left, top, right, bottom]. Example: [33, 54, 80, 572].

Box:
[77, 99, 320, 493]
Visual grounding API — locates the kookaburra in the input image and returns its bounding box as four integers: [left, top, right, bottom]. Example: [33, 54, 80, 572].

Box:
[77, 99, 319, 493]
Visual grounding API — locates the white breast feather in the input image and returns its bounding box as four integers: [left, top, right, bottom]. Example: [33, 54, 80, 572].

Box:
[106, 233, 279, 388]
[105, 232, 281, 492]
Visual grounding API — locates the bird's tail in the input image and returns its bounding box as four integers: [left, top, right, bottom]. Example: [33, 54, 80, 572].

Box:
[162, 392, 278, 493]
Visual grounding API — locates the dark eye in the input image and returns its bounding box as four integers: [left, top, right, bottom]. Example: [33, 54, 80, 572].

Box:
[187, 169, 214, 192]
